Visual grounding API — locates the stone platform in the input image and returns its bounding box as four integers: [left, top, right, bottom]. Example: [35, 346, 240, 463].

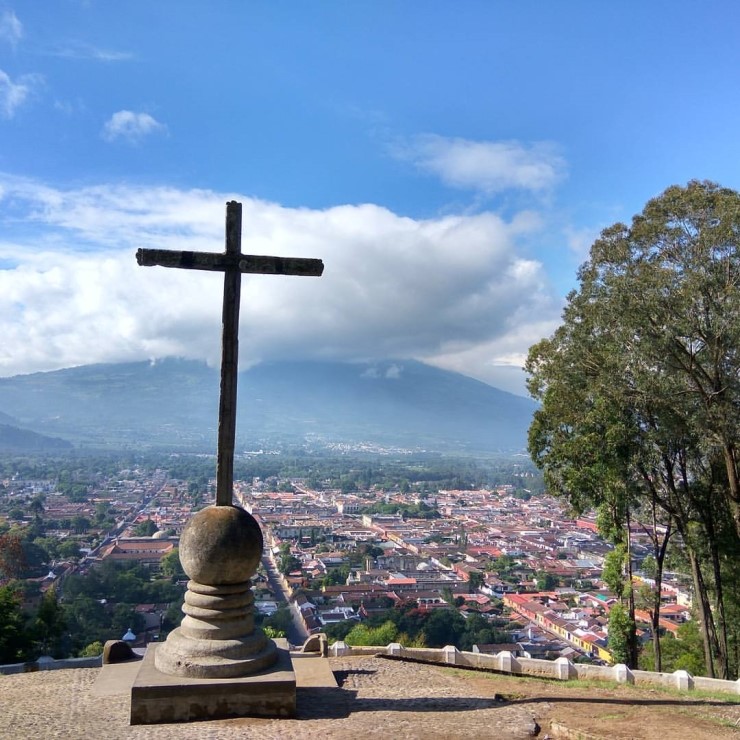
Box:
[130, 639, 295, 725]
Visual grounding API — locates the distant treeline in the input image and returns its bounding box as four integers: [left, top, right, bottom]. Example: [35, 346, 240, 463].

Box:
[0, 450, 544, 497]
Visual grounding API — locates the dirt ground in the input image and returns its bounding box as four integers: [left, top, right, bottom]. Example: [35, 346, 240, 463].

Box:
[442, 662, 740, 739]
[0, 655, 738, 739]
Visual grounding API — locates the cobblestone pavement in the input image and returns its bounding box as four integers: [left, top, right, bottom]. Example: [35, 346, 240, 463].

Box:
[1, 656, 738, 740]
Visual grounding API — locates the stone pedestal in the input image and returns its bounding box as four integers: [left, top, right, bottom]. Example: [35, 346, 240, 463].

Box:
[154, 578, 277, 678]
[130, 505, 294, 723]
[131, 640, 295, 724]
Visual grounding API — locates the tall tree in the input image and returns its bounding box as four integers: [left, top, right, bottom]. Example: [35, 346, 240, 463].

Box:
[0, 585, 30, 663]
[32, 586, 66, 658]
[0, 532, 26, 579]
[527, 181, 740, 678]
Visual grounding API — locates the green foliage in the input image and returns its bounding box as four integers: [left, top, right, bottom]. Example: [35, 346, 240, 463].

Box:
[488, 554, 515, 574]
[457, 612, 507, 651]
[263, 606, 293, 635]
[345, 620, 398, 646]
[608, 603, 634, 665]
[160, 548, 185, 579]
[360, 543, 384, 559]
[323, 619, 355, 642]
[31, 586, 66, 657]
[163, 599, 184, 632]
[423, 608, 467, 648]
[602, 546, 627, 599]
[59, 483, 89, 503]
[34, 536, 60, 561]
[325, 602, 509, 651]
[640, 555, 658, 580]
[19, 540, 47, 577]
[93, 501, 114, 528]
[64, 595, 107, 644]
[70, 515, 91, 534]
[0, 532, 26, 579]
[468, 571, 485, 592]
[110, 603, 146, 638]
[321, 566, 349, 587]
[0, 585, 30, 663]
[639, 620, 705, 676]
[28, 495, 45, 516]
[279, 554, 302, 575]
[424, 533, 446, 544]
[132, 518, 158, 537]
[526, 181, 740, 679]
[60, 560, 184, 650]
[535, 570, 557, 591]
[58, 538, 82, 559]
[78, 641, 104, 658]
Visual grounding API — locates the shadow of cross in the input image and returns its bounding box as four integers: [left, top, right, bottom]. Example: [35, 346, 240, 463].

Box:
[136, 200, 324, 506]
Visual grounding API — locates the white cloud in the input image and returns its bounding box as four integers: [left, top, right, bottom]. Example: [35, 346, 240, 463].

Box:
[0, 69, 41, 118]
[393, 134, 566, 194]
[49, 41, 133, 62]
[0, 178, 561, 392]
[101, 110, 167, 143]
[0, 10, 22, 45]
[385, 364, 402, 379]
[54, 98, 85, 116]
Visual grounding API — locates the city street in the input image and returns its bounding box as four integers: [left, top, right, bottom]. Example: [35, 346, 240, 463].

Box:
[261, 550, 309, 647]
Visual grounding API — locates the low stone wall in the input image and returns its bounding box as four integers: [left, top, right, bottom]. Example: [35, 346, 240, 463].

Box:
[0, 655, 102, 675]
[5, 642, 739, 697]
[694, 674, 740, 692]
[329, 641, 740, 696]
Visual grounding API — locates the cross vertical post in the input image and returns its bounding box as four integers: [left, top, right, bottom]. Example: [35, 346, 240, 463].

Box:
[136, 201, 324, 509]
[216, 201, 242, 506]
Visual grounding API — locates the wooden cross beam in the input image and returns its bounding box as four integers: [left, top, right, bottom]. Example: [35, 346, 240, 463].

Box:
[136, 201, 324, 506]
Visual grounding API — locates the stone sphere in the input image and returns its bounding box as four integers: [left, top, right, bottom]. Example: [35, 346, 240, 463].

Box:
[179, 505, 263, 585]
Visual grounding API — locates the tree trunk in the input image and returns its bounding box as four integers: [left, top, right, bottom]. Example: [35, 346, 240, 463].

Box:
[625, 508, 639, 669]
[722, 444, 740, 540]
[651, 518, 671, 673]
[686, 547, 718, 678]
[706, 515, 730, 679]
[668, 452, 722, 678]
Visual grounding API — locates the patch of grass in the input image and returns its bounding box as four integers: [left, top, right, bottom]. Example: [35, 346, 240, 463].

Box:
[679, 689, 740, 704]
[675, 706, 740, 730]
[440, 667, 740, 704]
[441, 667, 622, 691]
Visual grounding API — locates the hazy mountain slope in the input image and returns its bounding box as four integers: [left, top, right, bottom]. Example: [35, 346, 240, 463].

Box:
[0, 424, 73, 451]
[0, 358, 536, 452]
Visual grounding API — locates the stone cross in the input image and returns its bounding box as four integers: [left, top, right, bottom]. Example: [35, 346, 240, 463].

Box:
[137, 201, 324, 506]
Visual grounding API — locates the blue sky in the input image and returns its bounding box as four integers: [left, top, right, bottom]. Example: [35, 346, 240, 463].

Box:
[1, 2, 739, 395]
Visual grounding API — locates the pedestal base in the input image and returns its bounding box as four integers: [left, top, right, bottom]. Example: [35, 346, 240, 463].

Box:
[155, 625, 277, 678]
[130, 640, 296, 725]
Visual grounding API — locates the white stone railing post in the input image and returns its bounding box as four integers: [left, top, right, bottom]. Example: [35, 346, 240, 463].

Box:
[388, 642, 403, 657]
[673, 670, 693, 691]
[496, 650, 515, 674]
[443, 645, 459, 665]
[612, 664, 634, 685]
[554, 657, 575, 680]
[331, 641, 350, 657]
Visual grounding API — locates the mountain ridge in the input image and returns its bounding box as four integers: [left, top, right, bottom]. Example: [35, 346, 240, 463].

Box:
[0, 358, 536, 453]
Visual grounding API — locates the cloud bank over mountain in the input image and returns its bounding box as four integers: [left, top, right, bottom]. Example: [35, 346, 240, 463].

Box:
[0, 178, 560, 394]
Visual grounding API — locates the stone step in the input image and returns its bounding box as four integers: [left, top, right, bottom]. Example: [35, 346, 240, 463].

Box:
[290, 653, 338, 688]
